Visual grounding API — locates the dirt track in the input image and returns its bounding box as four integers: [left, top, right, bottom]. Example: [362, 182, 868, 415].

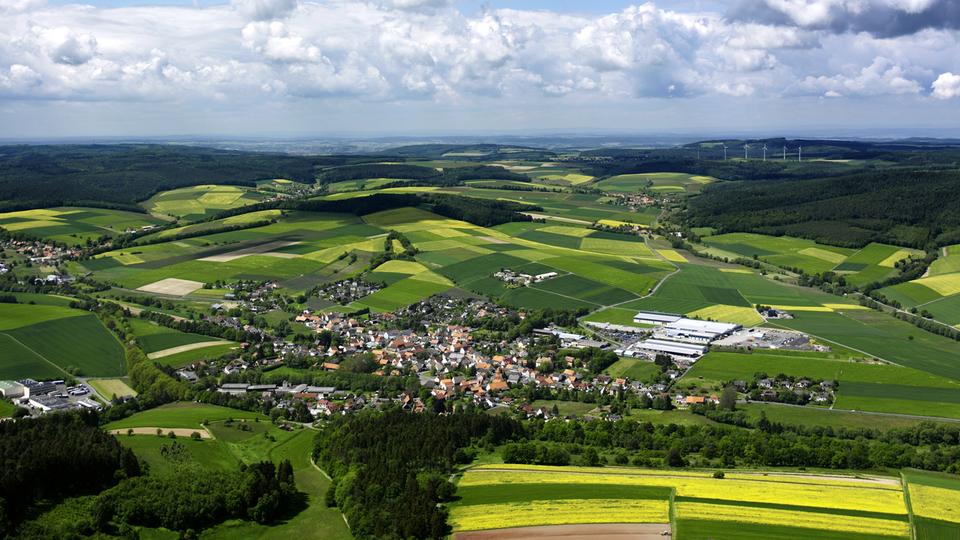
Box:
[109, 427, 211, 439]
[147, 341, 228, 359]
[456, 523, 670, 540]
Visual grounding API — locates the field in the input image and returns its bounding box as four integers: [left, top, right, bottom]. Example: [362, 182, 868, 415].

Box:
[88, 378, 137, 399]
[879, 246, 960, 325]
[110, 402, 352, 540]
[0, 206, 166, 246]
[79, 202, 674, 312]
[451, 464, 910, 539]
[0, 303, 125, 378]
[902, 469, 960, 540]
[143, 184, 267, 220]
[701, 232, 855, 275]
[698, 233, 922, 286]
[681, 350, 960, 418]
[604, 358, 661, 381]
[594, 173, 714, 194]
[129, 318, 233, 364]
[103, 402, 265, 430]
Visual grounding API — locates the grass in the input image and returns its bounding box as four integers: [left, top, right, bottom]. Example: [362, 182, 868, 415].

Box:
[594, 173, 713, 194]
[681, 350, 960, 418]
[88, 378, 137, 399]
[0, 206, 165, 246]
[529, 400, 598, 417]
[117, 434, 239, 475]
[701, 232, 855, 275]
[0, 306, 125, 378]
[738, 403, 960, 431]
[772, 309, 960, 382]
[687, 304, 764, 326]
[130, 318, 227, 354]
[0, 399, 16, 418]
[152, 343, 239, 368]
[605, 358, 661, 381]
[104, 402, 267, 430]
[144, 185, 266, 220]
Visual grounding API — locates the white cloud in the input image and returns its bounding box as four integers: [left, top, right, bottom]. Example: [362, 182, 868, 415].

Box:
[931, 72, 960, 99]
[797, 57, 922, 97]
[0, 0, 954, 113]
[232, 0, 297, 21]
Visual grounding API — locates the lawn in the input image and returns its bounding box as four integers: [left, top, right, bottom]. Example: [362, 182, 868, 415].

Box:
[594, 173, 714, 194]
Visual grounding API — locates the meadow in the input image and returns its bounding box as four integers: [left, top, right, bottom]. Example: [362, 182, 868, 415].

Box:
[0, 303, 125, 378]
[879, 245, 960, 325]
[594, 172, 714, 194]
[143, 184, 267, 221]
[0, 206, 165, 246]
[128, 318, 234, 366]
[109, 403, 352, 540]
[681, 350, 960, 418]
[451, 464, 911, 539]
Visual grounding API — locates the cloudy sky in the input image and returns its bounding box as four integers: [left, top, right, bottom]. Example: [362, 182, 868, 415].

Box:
[1, 0, 959, 138]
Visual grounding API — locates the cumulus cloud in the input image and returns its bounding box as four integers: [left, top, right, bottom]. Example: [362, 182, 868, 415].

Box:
[797, 57, 922, 97]
[232, 0, 297, 21]
[729, 0, 960, 37]
[0, 0, 954, 108]
[932, 72, 960, 99]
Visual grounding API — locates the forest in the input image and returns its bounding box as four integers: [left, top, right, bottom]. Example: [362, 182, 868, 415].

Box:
[686, 169, 960, 247]
[0, 145, 341, 210]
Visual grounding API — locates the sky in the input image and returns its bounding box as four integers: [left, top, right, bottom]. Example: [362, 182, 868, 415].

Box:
[1, 0, 959, 139]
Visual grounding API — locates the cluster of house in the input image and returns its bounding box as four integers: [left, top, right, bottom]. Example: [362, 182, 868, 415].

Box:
[3, 238, 81, 265]
[744, 376, 836, 405]
[493, 268, 559, 287]
[0, 379, 101, 415]
[314, 278, 382, 304]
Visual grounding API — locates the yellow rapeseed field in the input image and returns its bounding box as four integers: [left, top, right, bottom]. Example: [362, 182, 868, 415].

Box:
[449, 498, 669, 531]
[657, 249, 688, 263]
[688, 304, 764, 327]
[463, 466, 906, 515]
[675, 502, 910, 537]
[908, 484, 960, 523]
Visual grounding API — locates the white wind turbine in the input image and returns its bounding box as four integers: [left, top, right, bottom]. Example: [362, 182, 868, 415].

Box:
[722, 143, 728, 161]
[762, 144, 768, 161]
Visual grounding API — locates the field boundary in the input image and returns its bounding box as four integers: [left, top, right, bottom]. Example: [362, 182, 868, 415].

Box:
[0, 331, 70, 377]
[900, 472, 917, 540]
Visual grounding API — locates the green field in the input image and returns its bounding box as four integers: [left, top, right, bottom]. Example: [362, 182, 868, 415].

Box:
[144, 184, 267, 220]
[701, 232, 855, 275]
[112, 403, 351, 540]
[605, 358, 661, 381]
[88, 378, 137, 399]
[0, 206, 166, 246]
[104, 402, 266, 430]
[451, 464, 910, 539]
[594, 173, 714, 194]
[0, 303, 125, 378]
[129, 318, 229, 354]
[682, 351, 960, 418]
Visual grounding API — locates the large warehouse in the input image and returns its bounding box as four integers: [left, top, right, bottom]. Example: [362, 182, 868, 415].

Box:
[657, 318, 741, 343]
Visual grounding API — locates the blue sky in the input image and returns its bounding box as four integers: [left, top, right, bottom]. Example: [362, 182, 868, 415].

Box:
[1, 0, 959, 138]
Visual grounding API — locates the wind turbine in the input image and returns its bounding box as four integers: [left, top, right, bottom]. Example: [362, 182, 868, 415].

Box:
[798, 145, 802, 162]
[722, 143, 727, 161]
[744, 144, 749, 160]
[762, 144, 768, 162]
[783, 145, 786, 161]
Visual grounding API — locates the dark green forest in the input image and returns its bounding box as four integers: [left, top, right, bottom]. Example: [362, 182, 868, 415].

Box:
[0, 145, 341, 210]
[686, 169, 960, 247]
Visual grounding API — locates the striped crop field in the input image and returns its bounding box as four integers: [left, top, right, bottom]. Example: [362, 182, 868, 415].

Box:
[451, 464, 911, 539]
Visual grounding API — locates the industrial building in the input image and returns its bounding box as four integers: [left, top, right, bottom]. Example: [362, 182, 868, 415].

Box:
[633, 311, 683, 325]
[656, 318, 741, 343]
[630, 339, 707, 359]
